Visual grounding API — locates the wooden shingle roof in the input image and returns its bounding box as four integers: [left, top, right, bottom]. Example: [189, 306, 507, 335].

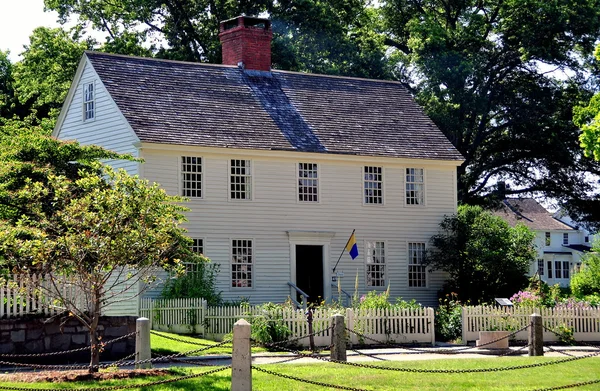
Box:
[86, 51, 463, 161]
[493, 198, 573, 231]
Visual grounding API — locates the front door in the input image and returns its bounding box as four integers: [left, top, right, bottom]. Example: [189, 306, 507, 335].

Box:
[295, 245, 324, 304]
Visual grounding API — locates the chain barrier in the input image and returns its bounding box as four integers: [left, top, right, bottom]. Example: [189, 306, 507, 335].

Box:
[497, 344, 530, 357]
[0, 331, 138, 359]
[110, 352, 137, 367]
[531, 379, 600, 391]
[544, 346, 576, 357]
[0, 365, 231, 391]
[351, 349, 388, 361]
[253, 365, 372, 391]
[260, 326, 334, 348]
[149, 331, 232, 347]
[542, 325, 600, 351]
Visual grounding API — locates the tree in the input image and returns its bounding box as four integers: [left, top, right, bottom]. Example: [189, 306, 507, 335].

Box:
[382, 0, 600, 222]
[0, 130, 210, 371]
[575, 45, 600, 161]
[426, 205, 536, 303]
[570, 241, 600, 298]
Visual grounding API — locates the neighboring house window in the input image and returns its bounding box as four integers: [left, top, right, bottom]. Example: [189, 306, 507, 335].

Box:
[185, 239, 204, 274]
[545, 232, 551, 246]
[366, 241, 385, 287]
[408, 242, 426, 287]
[231, 239, 253, 288]
[181, 156, 202, 198]
[585, 236, 589, 243]
[575, 263, 582, 273]
[298, 163, 318, 202]
[563, 233, 569, 245]
[554, 261, 570, 279]
[83, 82, 95, 120]
[230, 159, 252, 200]
[537, 259, 544, 276]
[406, 168, 424, 205]
[364, 166, 383, 204]
[547, 261, 553, 279]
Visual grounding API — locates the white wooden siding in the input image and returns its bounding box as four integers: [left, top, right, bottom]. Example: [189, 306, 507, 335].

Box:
[141, 147, 458, 306]
[54, 59, 140, 175]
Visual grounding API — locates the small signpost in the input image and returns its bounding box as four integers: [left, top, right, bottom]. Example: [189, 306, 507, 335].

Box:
[495, 298, 513, 307]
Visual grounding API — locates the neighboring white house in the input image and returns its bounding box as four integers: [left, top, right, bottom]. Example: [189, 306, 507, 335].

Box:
[493, 198, 592, 287]
[53, 16, 464, 307]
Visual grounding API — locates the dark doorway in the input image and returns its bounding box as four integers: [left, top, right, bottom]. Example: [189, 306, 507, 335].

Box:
[295, 245, 324, 304]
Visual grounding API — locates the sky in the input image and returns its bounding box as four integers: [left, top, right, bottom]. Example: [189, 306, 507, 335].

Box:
[1, 0, 64, 62]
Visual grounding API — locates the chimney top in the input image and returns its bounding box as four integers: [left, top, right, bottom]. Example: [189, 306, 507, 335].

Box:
[219, 15, 273, 72]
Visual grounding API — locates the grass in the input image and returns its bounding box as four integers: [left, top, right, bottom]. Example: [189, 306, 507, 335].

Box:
[150, 331, 268, 356]
[1, 356, 599, 390]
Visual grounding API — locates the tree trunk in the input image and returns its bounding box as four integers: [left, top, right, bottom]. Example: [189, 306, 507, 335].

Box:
[88, 290, 102, 373]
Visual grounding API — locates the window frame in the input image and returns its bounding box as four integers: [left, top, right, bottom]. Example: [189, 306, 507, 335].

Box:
[408, 242, 427, 288]
[297, 162, 319, 203]
[364, 240, 386, 288]
[563, 233, 569, 245]
[82, 80, 95, 122]
[184, 238, 205, 274]
[230, 238, 255, 289]
[537, 259, 544, 276]
[229, 159, 253, 201]
[180, 156, 203, 199]
[363, 166, 384, 205]
[405, 168, 425, 206]
[545, 232, 551, 246]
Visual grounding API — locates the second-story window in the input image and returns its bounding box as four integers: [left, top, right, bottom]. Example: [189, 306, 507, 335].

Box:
[563, 233, 569, 245]
[181, 156, 202, 198]
[298, 163, 318, 202]
[366, 241, 385, 287]
[545, 232, 551, 246]
[406, 168, 424, 205]
[83, 82, 95, 121]
[364, 166, 383, 204]
[230, 159, 252, 200]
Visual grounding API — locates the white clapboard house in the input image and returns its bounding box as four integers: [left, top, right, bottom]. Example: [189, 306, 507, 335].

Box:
[53, 16, 464, 308]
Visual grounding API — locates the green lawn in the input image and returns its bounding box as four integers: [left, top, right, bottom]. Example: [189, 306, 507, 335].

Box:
[1, 356, 599, 390]
[150, 331, 268, 356]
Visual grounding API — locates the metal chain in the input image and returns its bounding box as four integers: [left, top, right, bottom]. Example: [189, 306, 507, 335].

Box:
[531, 379, 600, 391]
[0, 331, 137, 359]
[110, 352, 137, 367]
[542, 325, 600, 350]
[544, 346, 576, 357]
[498, 344, 530, 357]
[260, 326, 334, 348]
[0, 365, 231, 391]
[351, 349, 388, 361]
[150, 331, 232, 347]
[253, 365, 372, 391]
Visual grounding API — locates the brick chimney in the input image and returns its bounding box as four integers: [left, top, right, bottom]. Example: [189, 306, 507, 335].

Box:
[219, 16, 272, 72]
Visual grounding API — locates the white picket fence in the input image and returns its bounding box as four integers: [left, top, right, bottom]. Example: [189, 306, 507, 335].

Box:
[462, 306, 600, 343]
[139, 298, 435, 346]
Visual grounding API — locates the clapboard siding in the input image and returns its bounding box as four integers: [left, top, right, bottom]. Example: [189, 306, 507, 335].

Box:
[140, 147, 458, 306]
[54, 59, 140, 174]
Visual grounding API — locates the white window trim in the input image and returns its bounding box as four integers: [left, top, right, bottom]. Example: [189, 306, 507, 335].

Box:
[230, 237, 255, 290]
[364, 239, 387, 289]
[179, 156, 204, 199]
[562, 233, 569, 245]
[545, 232, 551, 247]
[228, 158, 254, 201]
[296, 162, 320, 204]
[407, 241, 428, 289]
[362, 166, 385, 206]
[82, 79, 96, 122]
[404, 167, 426, 207]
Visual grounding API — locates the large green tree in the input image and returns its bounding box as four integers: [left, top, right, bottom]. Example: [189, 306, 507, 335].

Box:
[575, 45, 600, 162]
[427, 205, 536, 303]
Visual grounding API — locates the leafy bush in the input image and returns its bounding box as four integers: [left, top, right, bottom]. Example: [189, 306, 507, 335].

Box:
[571, 250, 600, 297]
[247, 302, 292, 346]
[354, 290, 421, 310]
[160, 258, 221, 305]
[435, 293, 462, 342]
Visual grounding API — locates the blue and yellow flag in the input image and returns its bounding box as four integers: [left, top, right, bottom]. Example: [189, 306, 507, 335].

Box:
[345, 232, 359, 260]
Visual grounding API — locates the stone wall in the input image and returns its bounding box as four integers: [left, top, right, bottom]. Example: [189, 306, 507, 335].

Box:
[0, 316, 136, 363]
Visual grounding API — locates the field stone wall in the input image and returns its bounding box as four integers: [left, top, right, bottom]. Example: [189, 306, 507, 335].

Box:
[0, 316, 136, 363]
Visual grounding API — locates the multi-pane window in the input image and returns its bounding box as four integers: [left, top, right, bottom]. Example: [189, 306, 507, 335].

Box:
[408, 242, 426, 287]
[585, 236, 589, 243]
[537, 259, 544, 276]
[547, 261, 553, 278]
[545, 232, 551, 246]
[231, 239, 253, 288]
[366, 241, 385, 287]
[406, 168, 424, 205]
[298, 163, 318, 202]
[181, 156, 202, 198]
[83, 82, 95, 120]
[364, 166, 383, 204]
[185, 239, 204, 274]
[554, 261, 570, 279]
[230, 159, 252, 200]
[563, 233, 569, 245]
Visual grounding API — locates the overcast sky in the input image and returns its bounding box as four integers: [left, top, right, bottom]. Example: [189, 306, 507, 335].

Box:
[0, 0, 63, 62]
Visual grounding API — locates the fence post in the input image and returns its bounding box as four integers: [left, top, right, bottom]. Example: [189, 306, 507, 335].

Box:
[461, 307, 467, 345]
[135, 317, 152, 369]
[429, 307, 436, 346]
[529, 313, 544, 356]
[330, 314, 347, 361]
[231, 319, 252, 391]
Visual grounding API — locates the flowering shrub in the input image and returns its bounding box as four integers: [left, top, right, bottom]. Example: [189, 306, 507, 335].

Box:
[354, 291, 421, 310]
[435, 293, 463, 342]
[510, 290, 543, 307]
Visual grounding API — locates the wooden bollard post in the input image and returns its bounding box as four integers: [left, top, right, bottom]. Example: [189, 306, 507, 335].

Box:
[135, 317, 151, 369]
[330, 314, 347, 361]
[232, 319, 252, 391]
[529, 313, 544, 356]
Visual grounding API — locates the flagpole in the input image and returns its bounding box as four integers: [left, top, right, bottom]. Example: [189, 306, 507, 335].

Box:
[332, 229, 355, 274]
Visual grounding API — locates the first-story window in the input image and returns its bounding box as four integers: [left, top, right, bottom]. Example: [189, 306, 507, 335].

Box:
[547, 261, 553, 278]
[185, 239, 204, 274]
[83, 81, 95, 120]
[181, 156, 202, 198]
[230, 159, 252, 200]
[231, 239, 253, 288]
[298, 163, 318, 202]
[554, 261, 570, 279]
[366, 241, 385, 287]
[408, 242, 426, 287]
[537, 259, 544, 276]
[364, 166, 383, 204]
[406, 168, 424, 205]
[585, 236, 589, 243]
